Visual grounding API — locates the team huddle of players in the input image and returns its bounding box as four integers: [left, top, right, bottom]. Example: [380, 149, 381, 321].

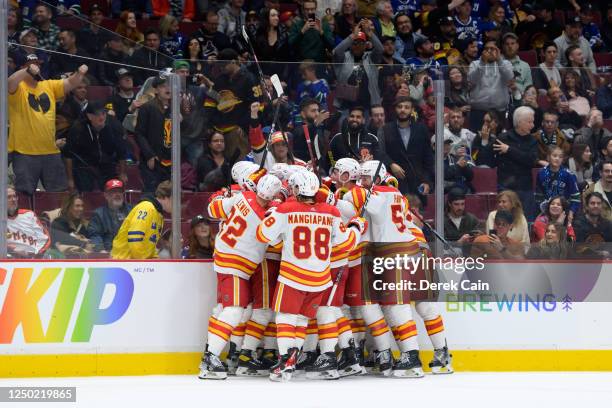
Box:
[198, 156, 453, 382]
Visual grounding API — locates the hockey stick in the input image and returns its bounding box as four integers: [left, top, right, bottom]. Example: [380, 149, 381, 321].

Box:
[326, 160, 384, 306]
[408, 208, 462, 257]
[258, 74, 286, 170]
[241, 26, 272, 102]
[302, 123, 320, 178]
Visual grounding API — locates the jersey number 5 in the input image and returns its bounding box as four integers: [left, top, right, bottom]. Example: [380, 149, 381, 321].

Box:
[293, 226, 331, 261]
[220, 209, 247, 247]
[391, 204, 407, 233]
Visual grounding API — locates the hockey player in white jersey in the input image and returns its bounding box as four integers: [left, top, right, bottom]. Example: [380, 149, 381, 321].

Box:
[199, 174, 282, 380]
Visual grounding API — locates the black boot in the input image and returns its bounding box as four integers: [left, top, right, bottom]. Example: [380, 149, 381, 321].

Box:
[306, 351, 340, 380]
[198, 351, 227, 380]
[294, 350, 318, 375]
[261, 349, 279, 370]
[337, 339, 364, 377]
[392, 349, 424, 378]
[226, 341, 239, 375]
[236, 349, 268, 377]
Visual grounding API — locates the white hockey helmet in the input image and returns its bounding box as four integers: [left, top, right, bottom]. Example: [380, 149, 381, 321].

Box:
[231, 161, 257, 183]
[257, 174, 282, 201]
[287, 166, 310, 188]
[289, 170, 320, 197]
[269, 163, 291, 182]
[334, 158, 361, 181]
[360, 160, 386, 183]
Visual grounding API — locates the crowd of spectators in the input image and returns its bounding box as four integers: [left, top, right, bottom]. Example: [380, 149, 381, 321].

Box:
[5, 0, 612, 260]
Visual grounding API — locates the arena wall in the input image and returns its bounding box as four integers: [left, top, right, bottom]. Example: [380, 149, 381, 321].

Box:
[1, 260, 611, 377]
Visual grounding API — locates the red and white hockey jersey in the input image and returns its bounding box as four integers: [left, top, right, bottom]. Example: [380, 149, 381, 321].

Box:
[208, 191, 269, 279]
[256, 201, 359, 292]
[363, 185, 417, 243]
[7, 209, 50, 255]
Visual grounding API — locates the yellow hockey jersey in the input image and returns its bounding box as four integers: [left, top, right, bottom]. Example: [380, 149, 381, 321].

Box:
[111, 199, 164, 259]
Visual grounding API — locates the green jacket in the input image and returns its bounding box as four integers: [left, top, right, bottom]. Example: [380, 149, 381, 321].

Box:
[288, 18, 334, 62]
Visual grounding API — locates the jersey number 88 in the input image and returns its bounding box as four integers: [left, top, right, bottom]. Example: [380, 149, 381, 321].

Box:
[293, 226, 331, 261]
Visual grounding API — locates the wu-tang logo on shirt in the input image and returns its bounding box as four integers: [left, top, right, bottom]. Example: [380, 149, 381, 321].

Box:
[28, 92, 51, 113]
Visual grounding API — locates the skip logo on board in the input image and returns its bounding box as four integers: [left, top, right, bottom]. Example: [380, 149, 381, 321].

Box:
[0, 267, 134, 343]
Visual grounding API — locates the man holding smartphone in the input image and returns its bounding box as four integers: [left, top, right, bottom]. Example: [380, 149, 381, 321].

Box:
[288, 0, 335, 62]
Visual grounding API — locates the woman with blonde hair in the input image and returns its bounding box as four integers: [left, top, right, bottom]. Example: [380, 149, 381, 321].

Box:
[527, 222, 571, 260]
[485, 190, 530, 244]
[116, 10, 144, 55]
[159, 15, 185, 58]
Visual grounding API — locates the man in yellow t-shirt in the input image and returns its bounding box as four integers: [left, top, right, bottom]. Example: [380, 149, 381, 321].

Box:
[7, 54, 88, 195]
[111, 181, 173, 259]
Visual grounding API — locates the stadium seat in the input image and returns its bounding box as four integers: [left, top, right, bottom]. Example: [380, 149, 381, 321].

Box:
[180, 22, 200, 36]
[465, 195, 489, 219]
[126, 191, 143, 205]
[17, 192, 32, 210]
[33, 191, 69, 214]
[594, 53, 612, 68]
[471, 167, 497, 193]
[87, 86, 113, 102]
[604, 120, 612, 133]
[56, 16, 85, 30]
[182, 192, 211, 219]
[517, 50, 537, 68]
[81, 0, 111, 16]
[537, 94, 550, 110]
[82, 192, 107, 217]
[553, 10, 565, 27]
[125, 165, 144, 191]
[532, 167, 541, 188]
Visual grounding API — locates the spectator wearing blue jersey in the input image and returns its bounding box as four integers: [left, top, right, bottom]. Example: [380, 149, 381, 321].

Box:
[405, 36, 443, 79]
[293, 61, 330, 126]
[535, 146, 581, 221]
[391, 0, 420, 15]
[579, 3, 604, 52]
[393, 12, 421, 63]
[454, 0, 482, 42]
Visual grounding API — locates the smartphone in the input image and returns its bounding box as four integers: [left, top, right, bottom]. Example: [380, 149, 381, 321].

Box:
[488, 229, 497, 236]
[308, 13, 316, 21]
[559, 94, 568, 103]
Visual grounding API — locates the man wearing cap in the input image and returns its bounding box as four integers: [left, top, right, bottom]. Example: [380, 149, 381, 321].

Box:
[502, 32, 532, 94]
[218, 0, 247, 41]
[135, 75, 175, 192]
[406, 36, 444, 78]
[554, 16, 597, 73]
[98, 38, 129, 87]
[27, 3, 60, 50]
[333, 23, 383, 113]
[8, 53, 88, 195]
[10, 28, 51, 78]
[109, 68, 137, 122]
[64, 100, 128, 192]
[77, 3, 111, 58]
[88, 179, 134, 252]
[444, 188, 481, 244]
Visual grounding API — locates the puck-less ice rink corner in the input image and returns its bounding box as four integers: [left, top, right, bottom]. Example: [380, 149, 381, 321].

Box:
[1, 261, 611, 407]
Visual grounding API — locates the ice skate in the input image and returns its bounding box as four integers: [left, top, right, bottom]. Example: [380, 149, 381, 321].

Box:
[429, 346, 454, 374]
[392, 350, 425, 378]
[306, 352, 340, 380]
[261, 349, 279, 370]
[376, 349, 394, 377]
[294, 350, 317, 376]
[225, 342, 239, 376]
[198, 352, 227, 380]
[269, 348, 298, 382]
[337, 339, 363, 377]
[235, 349, 269, 377]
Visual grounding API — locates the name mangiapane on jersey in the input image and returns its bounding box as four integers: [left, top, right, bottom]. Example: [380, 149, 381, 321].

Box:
[287, 213, 334, 226]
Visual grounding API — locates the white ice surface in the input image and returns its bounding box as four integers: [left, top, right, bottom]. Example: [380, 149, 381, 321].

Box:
[1, 372, 611, 408]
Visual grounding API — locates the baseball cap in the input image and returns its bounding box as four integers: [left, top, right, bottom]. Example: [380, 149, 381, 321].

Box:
[85, 100, 107, 115]
[581, 3, 594, 13]
[447, 187, 466, 202]
[19, 28, 37, 42]
[104, 179, 124, 191]
[116, 67, 132, 78]
[89, 3, 103, 14]
[502, 32, 519, 42]
[494, 209, 514, 225]
[480, 21, 499, 32]
[173, 60, 190, 71]
[190, 214, 209, 228]
[567, 15, 582, 26]
[439, 16, 454, 25]
[270, 131, 288, 145]
[414, 36, 431, 49]
[354, 31, 367, 42]
[152, 75, 168, 88]
[280, 11, 293, 23]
